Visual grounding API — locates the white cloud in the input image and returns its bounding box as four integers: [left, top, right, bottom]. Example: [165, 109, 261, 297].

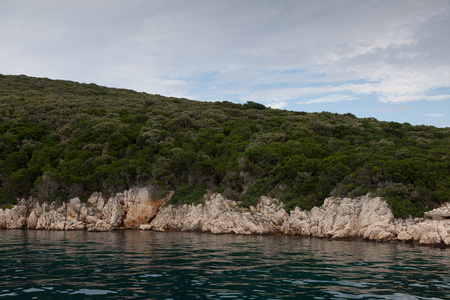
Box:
[299, 95, 357, 105]
[427, 95, 450, 101]
[265, 100, 287, 110]
[377, 105, 410, 112]
[424, 113, 444, 117]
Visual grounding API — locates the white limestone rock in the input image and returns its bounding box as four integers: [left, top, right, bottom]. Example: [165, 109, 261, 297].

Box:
[102, 195, 124, 227]
[65, 218, 85, 230]
[139, 224, 152, 230]
[420, 231, 442, 245]
[0, 188, 449, 247]
[88, 192, 106, 212]
[86, 220, 113, 232]
[150, 194, 277, 234]
[84, 215, 100, 224]
[281, 196, 395, 241]
[1, 200, 28, 229]
[27, 209, 39, 229]
[397, 231, 413, 242]
[67, 197, 82, 219]
[283, 207, 311, 236]
[35, 204, 67, 230]
[437, 222, 450, 245]
[255, 196, 287, 227]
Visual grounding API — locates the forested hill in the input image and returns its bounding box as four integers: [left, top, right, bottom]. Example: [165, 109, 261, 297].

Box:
[0, 74, 449, 217]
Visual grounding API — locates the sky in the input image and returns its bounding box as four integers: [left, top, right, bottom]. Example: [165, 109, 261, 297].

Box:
[1, 0, 449, 127]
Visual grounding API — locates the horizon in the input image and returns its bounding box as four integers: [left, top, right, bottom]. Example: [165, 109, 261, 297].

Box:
[1, 0, 449, 127]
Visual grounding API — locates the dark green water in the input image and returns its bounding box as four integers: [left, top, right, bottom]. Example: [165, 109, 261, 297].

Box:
[0, 230, 449, 299]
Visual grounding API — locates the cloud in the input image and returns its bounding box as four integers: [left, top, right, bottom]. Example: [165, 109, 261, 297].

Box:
[299, 95, 356, 105]
[1, 0, 449, 126]
[377, 105, 410, 112]
[265, 100, 288, 110]
[427, 95, 450, 101]
[424, 113, 445, 118]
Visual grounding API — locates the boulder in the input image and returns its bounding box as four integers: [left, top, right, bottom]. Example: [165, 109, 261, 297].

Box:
[150, 194, 277, 234]
[120, 188, 168, 228]
[102, 195, 124, 227]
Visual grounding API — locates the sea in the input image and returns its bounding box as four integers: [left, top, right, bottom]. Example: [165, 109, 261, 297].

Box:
[0, 230, 449, 299]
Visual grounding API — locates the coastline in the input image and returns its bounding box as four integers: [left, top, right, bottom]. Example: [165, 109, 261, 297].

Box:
[1, 187, 449, 247]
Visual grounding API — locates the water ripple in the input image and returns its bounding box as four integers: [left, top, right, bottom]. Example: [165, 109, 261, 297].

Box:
[0, 230, 449, 299]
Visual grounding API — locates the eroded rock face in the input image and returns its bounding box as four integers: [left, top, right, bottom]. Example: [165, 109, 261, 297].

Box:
[35, 208, 66, 230]
[121, 188, 168, 228]
[0, 187, 168, 232]
[146, 194, 450, 246]
[0, 199, 29, 229]
[282, 196, 395, 240]
[149, 194, 277, 234]
[1, 189, 449, 246]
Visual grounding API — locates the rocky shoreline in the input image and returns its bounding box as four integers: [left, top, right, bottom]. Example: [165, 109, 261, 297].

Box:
[1, 187, 449, 246]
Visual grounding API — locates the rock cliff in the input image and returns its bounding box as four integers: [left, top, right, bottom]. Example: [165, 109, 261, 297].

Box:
[1, 189, 449, 246]
[0, 187, 169, 232]
[148, 193, 450, 246]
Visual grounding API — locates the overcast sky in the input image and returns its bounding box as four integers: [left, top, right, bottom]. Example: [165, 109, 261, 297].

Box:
[1, 0, 449, 127]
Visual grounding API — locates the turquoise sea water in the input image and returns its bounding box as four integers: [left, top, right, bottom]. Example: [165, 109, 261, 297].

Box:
[0, 230, 449, 299]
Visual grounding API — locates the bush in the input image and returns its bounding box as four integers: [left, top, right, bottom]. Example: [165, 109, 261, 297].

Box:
[169, 184, 207, 206]
[243, 101, 266, 110]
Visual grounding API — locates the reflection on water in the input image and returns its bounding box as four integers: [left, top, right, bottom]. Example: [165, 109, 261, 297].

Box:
[0, 230, 449, 299]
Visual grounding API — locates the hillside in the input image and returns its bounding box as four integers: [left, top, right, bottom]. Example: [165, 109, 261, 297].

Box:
[0, 74, 449, 217]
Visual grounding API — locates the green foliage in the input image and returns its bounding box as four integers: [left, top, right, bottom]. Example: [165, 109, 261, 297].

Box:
[0, 75, 449, 217]
[240, 177, 277, 207]
[385, 193, 427, 218]
[243, 101, 266, 110]
[169, 184, 207, 206]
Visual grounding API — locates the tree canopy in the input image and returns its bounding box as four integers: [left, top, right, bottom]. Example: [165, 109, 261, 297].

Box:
[1, 74, 449, 217]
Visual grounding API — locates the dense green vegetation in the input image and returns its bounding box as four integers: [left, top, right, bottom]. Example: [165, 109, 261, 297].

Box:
[1, 75, 449, 217]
